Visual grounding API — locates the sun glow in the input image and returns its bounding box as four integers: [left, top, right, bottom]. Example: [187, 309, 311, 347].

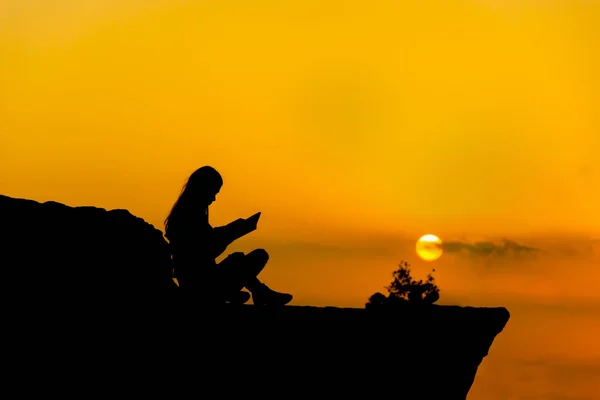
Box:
[416, 234, 443, 261]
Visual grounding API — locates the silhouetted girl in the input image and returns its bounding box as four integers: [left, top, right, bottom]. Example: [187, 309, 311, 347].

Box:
[164, 166, 292, 306]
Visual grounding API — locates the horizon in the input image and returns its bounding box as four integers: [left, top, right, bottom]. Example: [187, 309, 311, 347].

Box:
[2, 1, 599, 398]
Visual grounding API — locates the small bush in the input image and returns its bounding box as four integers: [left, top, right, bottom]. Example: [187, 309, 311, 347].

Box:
[366, 260, 440, 309]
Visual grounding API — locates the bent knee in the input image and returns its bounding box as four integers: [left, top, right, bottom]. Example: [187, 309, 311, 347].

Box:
[248, 248, 269, 263]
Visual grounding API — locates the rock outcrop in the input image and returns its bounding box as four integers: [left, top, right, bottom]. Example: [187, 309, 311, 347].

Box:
[0, 194, 176, 298]
[0, 194, 509, 399]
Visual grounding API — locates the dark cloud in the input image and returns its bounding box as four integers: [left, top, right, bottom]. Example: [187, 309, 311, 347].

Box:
[441, 239, 540, 257]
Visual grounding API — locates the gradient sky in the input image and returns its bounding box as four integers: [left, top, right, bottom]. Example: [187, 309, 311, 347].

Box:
[1, 1, 599, 398]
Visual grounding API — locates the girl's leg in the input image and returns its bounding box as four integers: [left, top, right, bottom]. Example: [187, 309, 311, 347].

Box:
[243, 249, 292, 306]
[240, 249, 269, 292]
[219, 248, 292, 305]
[217, 249, 268, 296]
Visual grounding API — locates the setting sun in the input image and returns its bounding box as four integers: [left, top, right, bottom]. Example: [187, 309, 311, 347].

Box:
[416, 234, 443, 261]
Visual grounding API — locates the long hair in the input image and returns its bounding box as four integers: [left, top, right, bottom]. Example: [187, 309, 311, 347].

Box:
[164, 166, 223, 239]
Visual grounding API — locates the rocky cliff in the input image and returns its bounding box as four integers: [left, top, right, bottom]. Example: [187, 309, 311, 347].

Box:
[0, 194, 509, 399]
[0, 194, 176, 298]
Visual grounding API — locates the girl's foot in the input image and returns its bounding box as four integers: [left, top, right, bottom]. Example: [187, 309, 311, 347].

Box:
[251, 283, 293, 306]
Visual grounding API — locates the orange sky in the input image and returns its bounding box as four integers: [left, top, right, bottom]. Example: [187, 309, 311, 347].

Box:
[1, 1, 600, 398]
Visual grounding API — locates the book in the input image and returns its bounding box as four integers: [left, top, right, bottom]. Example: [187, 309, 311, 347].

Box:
[246, 212, 261, 227]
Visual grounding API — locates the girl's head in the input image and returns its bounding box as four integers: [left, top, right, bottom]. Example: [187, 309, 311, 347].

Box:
[184, 166, 223, 207]
[165, 166, 223, 236]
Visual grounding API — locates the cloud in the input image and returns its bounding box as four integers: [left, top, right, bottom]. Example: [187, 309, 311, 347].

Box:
[230, 236, 398, 260]
[441, 239, 540, 258]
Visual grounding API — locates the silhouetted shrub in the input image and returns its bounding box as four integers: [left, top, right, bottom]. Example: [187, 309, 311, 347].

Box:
[366, 260, 440, 309]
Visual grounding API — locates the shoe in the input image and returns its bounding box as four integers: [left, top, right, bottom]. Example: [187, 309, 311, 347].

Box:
[251, 283, 293, 306]
[226, 291, 251, 304]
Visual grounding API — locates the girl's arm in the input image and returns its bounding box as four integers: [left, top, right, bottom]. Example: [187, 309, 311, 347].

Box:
[213, 218, 254, 253]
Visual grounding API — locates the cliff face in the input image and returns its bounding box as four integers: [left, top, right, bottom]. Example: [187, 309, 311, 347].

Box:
[167, 303, 510, 400]
[0, 194, 509, 399]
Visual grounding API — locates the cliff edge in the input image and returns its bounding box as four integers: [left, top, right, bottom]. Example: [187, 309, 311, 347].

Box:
[165, 302, 509, 400]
